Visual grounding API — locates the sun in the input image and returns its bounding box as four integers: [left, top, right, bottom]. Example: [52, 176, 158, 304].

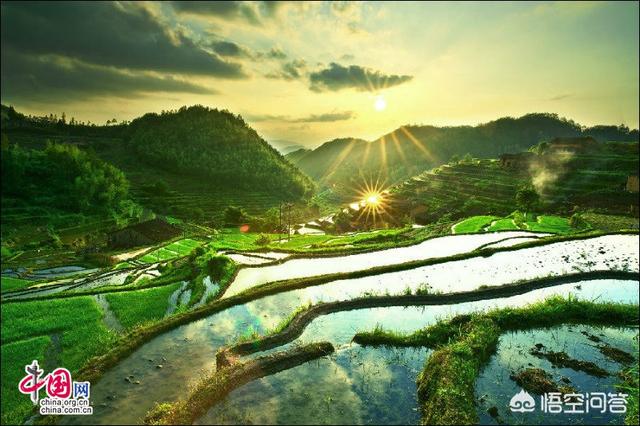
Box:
[365, 193, 381, 206]
[374, 95, 387, 111]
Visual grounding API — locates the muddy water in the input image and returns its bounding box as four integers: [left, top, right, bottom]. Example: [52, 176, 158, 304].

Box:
[476, 325, 638, 425]
[223, 231, 545, 297]
[62, 278, 639, 425]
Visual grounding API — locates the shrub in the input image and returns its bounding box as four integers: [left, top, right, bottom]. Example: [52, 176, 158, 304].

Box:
[255, 234, 270, 246]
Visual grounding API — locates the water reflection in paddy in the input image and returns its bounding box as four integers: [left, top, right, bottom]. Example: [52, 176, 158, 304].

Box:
[195, 281, 639, 425]
[224, 231, 545, 297]
[197, 345, 428, 425]
[64, 278, 638, 425]
[475, 325, 638, 425]
[231, 235, 638, 309]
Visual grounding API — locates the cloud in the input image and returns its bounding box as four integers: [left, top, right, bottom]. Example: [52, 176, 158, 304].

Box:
[0, 49, 215, 104]
[266, 47, 287, 60]
[210, 40, 251, 58]
[266, 59, 307, 80]
[246, 110, 355, 123]
[170, 1, 261, 25]
[308, 63, 413, 92]
[170, 1, 300, 26]
[548, 93, 573, 101]
[0, 1, 247, 78]
[291, 111, 356, 123]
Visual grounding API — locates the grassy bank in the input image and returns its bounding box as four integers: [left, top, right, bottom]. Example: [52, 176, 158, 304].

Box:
[1, 297, 116, 425]
[216, 271, 638, 366]
[453, 214, 577, 235]
[354, 297, 640, 424]
[105, 283, 183, 330]
[1, 276, 34, 293]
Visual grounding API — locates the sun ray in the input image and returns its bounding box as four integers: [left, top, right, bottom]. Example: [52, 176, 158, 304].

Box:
[323, 138, 359, 182]
[399, 125, 436, 162]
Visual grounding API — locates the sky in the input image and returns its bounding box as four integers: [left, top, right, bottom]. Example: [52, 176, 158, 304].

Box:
[1, 1, 638, 148]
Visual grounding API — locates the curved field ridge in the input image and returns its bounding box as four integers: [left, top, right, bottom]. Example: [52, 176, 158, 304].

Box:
[143, 342, 334, 425]
[354, 298, 640, 425]
[215, 270, 639, 367]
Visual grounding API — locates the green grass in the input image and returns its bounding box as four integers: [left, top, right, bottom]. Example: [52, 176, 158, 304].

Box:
[583, 212, 639, 233]
[452, 216, 500, 234]
[206, 225, 448, 255]
[1, 336, 51, 425]
[1, 276, 34, 293]
[105, 283, 182, 329]
[1, 296, 116, 424]
[454, 214, 578, 235]
[486, 218, 519, 231]
[355, 296, 640, 424]
[140, 238, 202, 263]
[617, 364, 639, 425]
[113, 261, 133, 270]
[1, 297, 115, 368]
[525, 215, 573, 234]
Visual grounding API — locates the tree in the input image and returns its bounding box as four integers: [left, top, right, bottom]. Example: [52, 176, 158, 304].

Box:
[515, 186, 540, 221]
[224, 206, 248, 225]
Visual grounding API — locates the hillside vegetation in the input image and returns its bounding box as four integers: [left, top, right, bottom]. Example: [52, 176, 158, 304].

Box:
[1, 105, 315, 226]
[288, 113, 638, 188]
[391, 141, 639, 224]
[127, 106, 314, 198]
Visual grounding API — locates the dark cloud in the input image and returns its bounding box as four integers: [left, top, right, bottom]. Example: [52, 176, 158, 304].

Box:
[171, 1, 261, 25]
[266, 47, 288, 60]
[266, 59, 306, 80]
[246, 111, 355, 123]
[171, 1, 291, 25]
[210, 40, 250, 58]
[0, 1, 246, 78]
[309, 63, 413, 92]
[0, 49, 215, 104]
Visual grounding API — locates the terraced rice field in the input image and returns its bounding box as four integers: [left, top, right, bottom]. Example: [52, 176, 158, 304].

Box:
[2, 231, 638, 425]
[139, 239, 202, 263]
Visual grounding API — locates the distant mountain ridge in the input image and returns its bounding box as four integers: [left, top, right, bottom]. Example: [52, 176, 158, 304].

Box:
[286, 113, 638, 188]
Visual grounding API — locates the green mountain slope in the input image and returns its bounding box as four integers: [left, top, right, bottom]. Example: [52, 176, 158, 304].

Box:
[126, 106, 314, 198]
[289, 113, 638, 189]
[1, 104, 315, 225]
[390, 141, 639, 224]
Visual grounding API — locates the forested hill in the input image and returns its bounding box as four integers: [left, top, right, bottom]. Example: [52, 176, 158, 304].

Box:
[287, 113, 639, 188]
[1, 104, 315, 224]
[126, 106, 314, 199]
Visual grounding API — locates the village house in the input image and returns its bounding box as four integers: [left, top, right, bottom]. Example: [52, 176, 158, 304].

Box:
[546, 136, 599, 153]
[107, 218, 182, 249]
[499, 152, 536, 169]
